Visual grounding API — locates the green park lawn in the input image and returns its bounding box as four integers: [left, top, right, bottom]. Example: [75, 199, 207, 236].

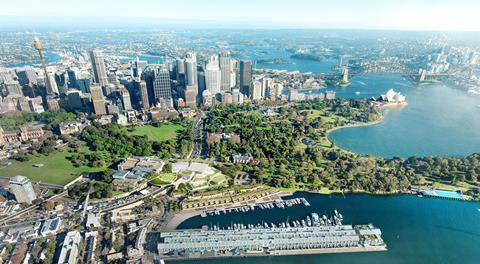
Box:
[210, 175, 226, 183]
[125, 124, 185, 142]
[0, 150, 105, 186]
[150, 173, 177, 185]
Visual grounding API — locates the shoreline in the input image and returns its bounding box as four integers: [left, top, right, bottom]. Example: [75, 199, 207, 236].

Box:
[165, 190, 293, 230]
[325, 115, 385, 153]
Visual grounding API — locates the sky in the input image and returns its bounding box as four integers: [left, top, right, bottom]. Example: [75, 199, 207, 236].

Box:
[1, 0, 480, 31]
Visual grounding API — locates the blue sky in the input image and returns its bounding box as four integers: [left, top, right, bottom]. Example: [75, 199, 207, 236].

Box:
[2, 0, 480, 31]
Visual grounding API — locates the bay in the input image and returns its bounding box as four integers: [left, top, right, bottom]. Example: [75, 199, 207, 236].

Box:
[176, 192, 480, 264]
[326, 74, 480, 158]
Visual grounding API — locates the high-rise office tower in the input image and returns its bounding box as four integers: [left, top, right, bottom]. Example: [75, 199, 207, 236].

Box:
[205, 55, 222, 95]
[66, 90, 83, 111]
[90, 85, 106, 115]
[89, 49, 109, 87]
[3, 80, 23, 96]
[184, 53, 198, 88]
[33, 37, 56, 96]
[120, 88, 132, 111]
[239, 60, 252, 96]
[133, 57, 148, 78]
[46, 71, 59, 95]
[28, 97, 45, 113]
[78, 79, 91, 93]
[153, 67, 173, 109]
[67, 67, 79, 88]
[134, 79, 150, 109]
[176, 58, 185, 82]
[16, 67, 37, 86]
[219, 51, 231, 91]
[54, 72, 68, 95]
[261, 77, 272, 98]
[231, 88, 244, 104]
[250, 81, 262, 100]
[230, 59, 237, 88]
[185, 85, 197, 108]
[9, 176, 36, 204]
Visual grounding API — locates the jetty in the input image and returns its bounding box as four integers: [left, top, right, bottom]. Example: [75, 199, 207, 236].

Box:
[157, 210, 386, 260]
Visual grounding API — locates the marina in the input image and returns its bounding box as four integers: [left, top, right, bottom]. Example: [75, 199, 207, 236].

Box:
[201, 198, 310, 217]
[158, 210, 386, 260]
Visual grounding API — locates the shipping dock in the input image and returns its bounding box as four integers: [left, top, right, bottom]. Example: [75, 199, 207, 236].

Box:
[157, 210, 386, 260]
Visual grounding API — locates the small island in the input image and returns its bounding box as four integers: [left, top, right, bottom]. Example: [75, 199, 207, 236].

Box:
[291, 53, 324, 62]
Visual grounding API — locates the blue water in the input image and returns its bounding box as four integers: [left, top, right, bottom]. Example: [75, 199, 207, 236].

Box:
[6, 51, 62, 68]
[176, 193, 480, 264]
[232, 43, 338, 74]
[327, 75, 480, 158]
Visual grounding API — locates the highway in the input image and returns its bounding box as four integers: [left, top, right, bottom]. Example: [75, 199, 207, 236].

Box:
[188, 110, 206, 159]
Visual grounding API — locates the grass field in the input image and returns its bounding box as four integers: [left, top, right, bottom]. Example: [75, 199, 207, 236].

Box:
[125, 124, 185, 142]
[210, 175, 227, 184]
[150, 173, 177, 185]
[0, 150, 105, 186]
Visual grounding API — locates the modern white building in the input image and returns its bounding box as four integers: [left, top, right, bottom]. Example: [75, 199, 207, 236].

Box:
[204, 56, 222, 95]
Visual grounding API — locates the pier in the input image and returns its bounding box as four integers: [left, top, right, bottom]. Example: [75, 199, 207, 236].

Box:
[157, 211, 386, 260]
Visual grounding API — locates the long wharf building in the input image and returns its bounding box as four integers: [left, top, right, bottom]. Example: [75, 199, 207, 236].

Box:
[157, 223, 385, 260]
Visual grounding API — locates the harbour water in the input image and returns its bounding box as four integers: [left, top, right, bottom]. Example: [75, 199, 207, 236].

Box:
[176, 192, 480, 264]
[327, 74, 480, 158]
[6, 51, 62, 68]
[239, 43, 480, 158]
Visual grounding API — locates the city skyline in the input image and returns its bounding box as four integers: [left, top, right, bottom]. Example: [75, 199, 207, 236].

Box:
[1, 0, 480, 32]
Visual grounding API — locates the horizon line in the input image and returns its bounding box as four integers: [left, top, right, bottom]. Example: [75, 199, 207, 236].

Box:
[1, 16, 480, 33]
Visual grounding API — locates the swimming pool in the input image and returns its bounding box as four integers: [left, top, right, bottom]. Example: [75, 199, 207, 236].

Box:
[434, 190, 464, 200]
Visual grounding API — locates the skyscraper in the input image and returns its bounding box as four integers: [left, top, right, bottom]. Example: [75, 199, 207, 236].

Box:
[120, 88, 132, 111]
[219, 51, 231, 91]
[54, 72, 68, 95]
[250, 81, 262, 100]
[153, 67, 173, 109]
[184, 53, 198, 88]
[185, 85, 197, 108]
[176, 58, 185, 83]
[9, 176, 36, 204]
[205, 55, 222, 95]
[239, 60, 252, 96]
[135, 79, 150, 109]
[66, 90, 83, 111]
[90, 85, 106, 115]
[89, 49, 109, 87]
[16, 67, 37, 86]
[67, 67, 79, 88]
[33, 37, 56, 96]
[132, 57, 148, 78]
